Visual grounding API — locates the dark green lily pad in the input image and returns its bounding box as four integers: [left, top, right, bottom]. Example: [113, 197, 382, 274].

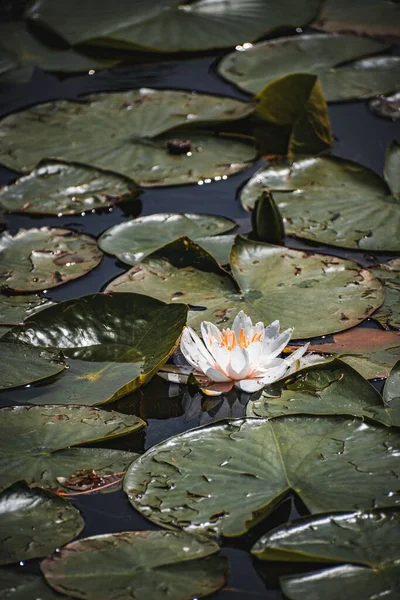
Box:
[254, 73, 333, 156]
[371, 259, 400, 330]
[46, 448, 139, 494]
[0, 227, 103, 292]
[105, 236, 383, 339]
[0, 89, 256, 187]
[308, 329, 400, 380]
[26, 0, 321, 52]
[125, 416, 399, 537]
[41, 530, 228, 600]
[370, 92, 400, 120]
[0, 293, 53, 339]
[259, 508, 400, 600]
[0, 342, 66, 390]
[219, 33, 389, 101]
[240, 150, 400, 251]
[312, 0, 400, 43]
[383, 361, 400, 424]
[0, 404, 145, 492]
[0, 160, 139, 215]
[0, 483, 84, 565]
[98, 213, 236, 266]
[0, 570, 65, 600]
[247, 359, 399, 426]
[0, 22, 117, 84]
[5, 293, 188, 405]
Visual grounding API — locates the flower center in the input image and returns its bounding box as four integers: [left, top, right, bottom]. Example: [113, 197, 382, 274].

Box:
[219, 328, 262, 351]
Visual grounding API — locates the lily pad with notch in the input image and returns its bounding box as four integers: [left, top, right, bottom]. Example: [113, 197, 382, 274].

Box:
[41, 530, 228, 600]
[0, 483, 84, 565]
[219, 33, 392, 102]
[4, 293, 188, 405]
[125, 415, 400, 537]
[25, 0, 321, 52]
[0, 160, 140, 215]
[105, 236, 383, 339]
[98, 213, 236, 266]
[240, 145, 400, 251]
[0, 404, 145, 492]
[0, 227, 103, 292]
[0, 88, 257, 187]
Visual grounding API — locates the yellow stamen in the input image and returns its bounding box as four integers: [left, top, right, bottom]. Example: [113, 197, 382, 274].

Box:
[252, 332, 263, 343]
[221, 329, 237, 351]
[239, 328, 249, 349]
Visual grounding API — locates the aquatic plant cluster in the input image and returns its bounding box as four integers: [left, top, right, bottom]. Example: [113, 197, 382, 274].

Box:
[0, 1, 399, 598]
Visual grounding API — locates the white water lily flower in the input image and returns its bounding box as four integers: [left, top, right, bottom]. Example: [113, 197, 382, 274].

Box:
[180, 310, 309, 395]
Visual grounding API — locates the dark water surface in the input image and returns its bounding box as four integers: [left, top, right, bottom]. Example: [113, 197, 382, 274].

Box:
[0, 41, 399, 599]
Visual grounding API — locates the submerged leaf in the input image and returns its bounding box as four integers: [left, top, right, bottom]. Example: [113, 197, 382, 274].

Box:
[0, 227, 102, 292]
[240, 150, 400, 251]
[5, 293, 188, 405]
[0, 483, 84, 565]
[0, 89, 257, 187]
[0, 160, 140, 215]
[0, 405, 145, 492]
[26, 0, 321, 52]
[41, 530, 228, 600]
[125, 416, 400, 537]
[105, 236, 383, 339]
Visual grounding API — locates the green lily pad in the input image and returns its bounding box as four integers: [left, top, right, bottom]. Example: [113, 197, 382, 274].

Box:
[254, 73, 333, 156]
[259, 508, 400, 600]
[312, 0, 400, 43]
[195, 234, 236, 265]
[41, 530, 228, 600]
[370, 259, 400, 330]
[247, 359, 399, 426]
[5, 293, 188, 405]
[0, 570, 65, 600]
[125, 416, 400, 537]
[0, 227, 103, 292]
[0, 342, 66, 390]
[240, 150, 400, 251]
[219, 33, 390, 101]
[252, 507, 400, 564]
[0, 483, 84, 565]
[309, 329, 400, 380]
[383, 361, 400, 423]
[105, 236, 383, 339]
[98, 213, 236, 266]
[370, 92, 400, 120]
[0, 89, 256, 187]
[0, 404, 145, 492]
[26, 0, 321, 52]
[0, 160, 140, 216]
[0, 22, 118, 84]
[44, 448, 139, 494]
[0, 293, 53, 339]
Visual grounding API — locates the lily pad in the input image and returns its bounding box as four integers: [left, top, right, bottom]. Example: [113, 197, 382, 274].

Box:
[105, 236, 383, 339]
[0, 227, 102, 292]
[383, 361, 400, 424]
[305, 328, 400, 380]
[0, 342, 66, 390]
[0, 570, 65, 600]
[5, 293, 188, 405]
[312, 0, 400, 43]
[0, 22, 118, 84]
[125, 416, 400, 537]
[370, 92, 400, 120]
[240, 151, 400, 251]
[370, 259, 400, 330]
[219, 33, 390, 101]
[41, 530, 228, 600]
[195, 234, 236, 265]
[254, 73, 333, 156]
[26, 0, 321, 52]
[247, 359, 399, 426]
[98, 213, 236, 266]
[0, 483, 84, 565]
[0, 294, 53, 339]
[0, 404, 145, 492]
[0, 160, 140, 215]
[0, 89, 257, 187]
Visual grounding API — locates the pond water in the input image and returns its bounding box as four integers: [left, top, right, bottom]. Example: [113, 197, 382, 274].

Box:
[0, 25, 399, 600]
